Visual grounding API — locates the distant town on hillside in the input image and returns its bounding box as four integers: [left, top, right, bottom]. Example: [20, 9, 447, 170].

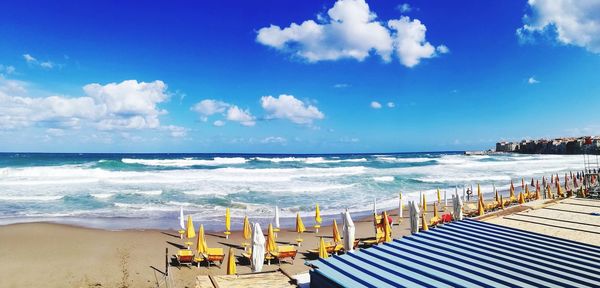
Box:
[496, 136, 600, 154]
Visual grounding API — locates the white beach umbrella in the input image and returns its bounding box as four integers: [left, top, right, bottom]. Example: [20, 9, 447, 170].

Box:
[373, 197, 377, 214]
[398, 193, 403, 222]
[274, 205, 280, 229]
[453, 191, 464, 221]
[251, 222, 265, 272]
[409, 201, 420, 234]
[179, 207, 185, 230]
[342, 211, 355, 253]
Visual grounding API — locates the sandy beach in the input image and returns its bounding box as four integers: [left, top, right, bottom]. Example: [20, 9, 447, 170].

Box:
[1, 188, 596, 287]
[0, 203, 437, 288]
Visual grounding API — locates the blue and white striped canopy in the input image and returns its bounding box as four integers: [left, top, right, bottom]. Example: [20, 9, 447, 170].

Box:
[308, 219, 600, 288]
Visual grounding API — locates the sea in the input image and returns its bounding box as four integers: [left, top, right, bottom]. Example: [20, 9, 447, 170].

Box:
[0, 152, 588, 231]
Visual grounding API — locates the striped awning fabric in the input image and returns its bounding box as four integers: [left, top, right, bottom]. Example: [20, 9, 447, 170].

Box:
[308, 219, 600, 288]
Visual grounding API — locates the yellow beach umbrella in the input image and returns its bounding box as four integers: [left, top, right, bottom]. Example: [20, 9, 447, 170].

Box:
[383, 211, 392, 242]
[535, 185, 541, 200]
[315, 203, 322, 233]
[224, 208, 231, 239]
[477, 184, 481, 199]
[509, 184, 516, 202]
[196, 224, 208, 255]
[266, 223, 277, 253]
[296, 213, 306, 233]
[500, 195, 505, 209]
[318, 237, 328, 259]
[437, 188, 441, 204]
[518, 192, 525, 204]
[547, 185, 553, 199]
[525, 185, 530, 199]
[243, 216, 251, 241]
[226, 247, 236, 275]
[422, 194, 427, 212]
[186, 215, 196, 239]
[478, 197, 485, 216]
[433, 202, 439, 219]
[557, 182, 563, 197]
[494, 189, 499, 203]
[332, 219, 341, 243]
[521, 178, 525, 190]
[421, 213, 429, 231]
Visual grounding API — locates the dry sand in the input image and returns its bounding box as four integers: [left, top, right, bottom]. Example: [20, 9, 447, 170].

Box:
[0, 203, 449, 288]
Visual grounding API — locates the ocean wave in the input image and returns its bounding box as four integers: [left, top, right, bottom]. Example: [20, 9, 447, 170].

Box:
[0, 195, 63, 201]
[91, 193, 114, 199]
[373, 176, 395, 182]
[375, 156, 434, 163]
[253, 156, 367, 164]
[121, 157, 247, 167]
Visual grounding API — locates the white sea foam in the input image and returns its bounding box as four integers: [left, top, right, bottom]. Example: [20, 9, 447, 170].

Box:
[254, 156, 367, 164]
[376, 156, 433, 163]
[373, 176, 395, 182]
[0, 195, 63, 201]
[91, 193, 114, 199]
[121, 157, 247, 167]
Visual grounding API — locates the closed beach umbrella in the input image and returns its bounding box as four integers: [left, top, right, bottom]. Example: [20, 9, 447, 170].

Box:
[332, 219, 341, 243]
[196, 224, 208, 255]
[383, 211, 392, 242]
[437, 188, 441, 204]
[295, 213, 305, 233]
[521, 178, 525, 190]
[500, 195, 505, 209]
[251, 223, 265, 272]
[433, 202, 439, 219]
[421, 213, 429, 231]
[510, 183, 516, 202]
[243, 216, 251, 241]
[409, 201, 420, 233]
[179, 207, 185, 230]
[556, 181, 563, 197]
[274, 205, 280, 230]
[315, 203, 322, 233]
[478, 196, 485, 216]
[266, 223, 276, 253]
[225, 208, 231, 239]
[227, 247, 236, 275]
[525, 185, 530, 199]
[422, 193, 427, 212]
[452, 192, 464, 221]
[535, 184, 541, 200]
[477, 184, 481, 199]
[342, 211, 355, 253]
[494, 188, 499, 203]
[547, 185, 553, 199]
[518, 192, 525, 204]
[318, 237, 328, 259]
[398, 192, 403, 223]
[186, 215, 196, 239]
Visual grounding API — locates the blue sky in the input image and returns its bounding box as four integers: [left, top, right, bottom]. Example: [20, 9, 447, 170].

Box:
[1, 0, 600, 153]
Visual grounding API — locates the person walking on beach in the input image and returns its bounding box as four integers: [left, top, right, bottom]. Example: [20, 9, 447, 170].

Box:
[466, 188, 472, 202]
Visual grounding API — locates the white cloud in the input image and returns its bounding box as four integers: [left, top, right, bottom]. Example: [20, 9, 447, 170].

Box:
[22, 53, 58, 69]
[387, 101, 395, 108]
[517, 0, 600, 53]
[226, 106, 256, 126]
[436, 45, 450, 54]
[260, 94, 324, 124]
[191, 99, 255, 127]
[397, 3, 412, 13]
[388, 16, 446, 67]
[256, 0, 445, 67]
[260, 136, 287, 144]
[528, 77, 540, 84]
[0, 65, 16, 75]
[333, 83, 349, 88]
[191, 99, 230, 121]
[23, 54, 36, 63]
[160, 125, 188, 138]
[40, 61, 54, 69]
[370, 101, 382, 109]
[0, 78, 178, 133]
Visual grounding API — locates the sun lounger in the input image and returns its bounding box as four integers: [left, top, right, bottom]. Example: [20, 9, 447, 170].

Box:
[176, 249, 194, 267]
[271, 245, 298, 265]
[197, 247, 225, 268]
[307, 241, 343, 255]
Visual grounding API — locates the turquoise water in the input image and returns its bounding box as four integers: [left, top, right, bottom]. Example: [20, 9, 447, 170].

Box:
[0, 152, 585, 230]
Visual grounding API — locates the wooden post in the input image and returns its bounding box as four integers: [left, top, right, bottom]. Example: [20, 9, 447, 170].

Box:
[165, 248, 169, 277]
